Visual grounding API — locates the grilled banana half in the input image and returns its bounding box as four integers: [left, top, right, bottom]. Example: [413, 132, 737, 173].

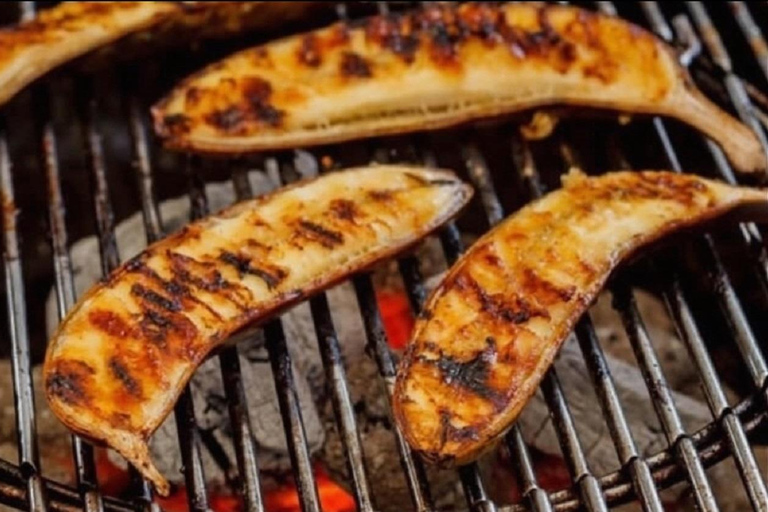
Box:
[153, 2, 766, 174]
[0, 1, 320, 107]
[44, 165, 472, 495]
[393, 170, 768, 466]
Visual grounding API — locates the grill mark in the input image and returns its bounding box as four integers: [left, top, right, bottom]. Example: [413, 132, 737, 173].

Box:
[521, 268, 576, 303]
[422, 337, 503, 405]
[456, 273, 546, 324]
[439, 406, 486, 446]
[298, 33, 321, 66]
[128, 256, 224, 321]
[109, 357, 142, 399]
[296, 220, 344, 248]
[161, 113, 190, 137]
[131, 283, 182, 312]
[329, 199, 359, 221]
[340, 51, 372, 77]
[89, 310, 136, 338]
[140, 310, 173, 348]
[219, 250, 285, 289]
[368, 189, 393, 201]
[206, 107, 244, 131]
[46, 361, 94, 406]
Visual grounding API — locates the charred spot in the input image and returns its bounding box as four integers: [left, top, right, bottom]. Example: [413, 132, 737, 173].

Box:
[418, 309, 433, 320]
[241, 76, 285, 127]
[131, 283, 182, 313]
[329, 199, 358, 221]
[110, 412, 132, 429]
[109, 357, 142, 399]
[424, 337, 502, 403]
[403, 172, 457, 187]
[340, 52, 373, 78]
[140, 310, 173, 348]
[185, 87, 202, 107]
[124, 255, 146, 273]
[206, 107, 245, 132]
[521, 269, 576, 303]
[298, 33, 322, 67]
[365, 14, 420, 63]
[368, 189, 393, 202]
[162, 114, 191, 136]
[457, 3, 506, 43]
[438, 409, 480, 448]
[296, 220, 344, 249]
[46, 360, 94, 406]
[329, 23, 352, 46]
[89, 310, 136, 338]
[582, 61, 618, 84]
[219, 250, 286, 289]
[458, 273, 545, 324]
[169, 252, 231, 293]
[423, 340, 440, 352]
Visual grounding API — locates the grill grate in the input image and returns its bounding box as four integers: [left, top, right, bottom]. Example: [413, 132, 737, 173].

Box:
[0, 2, 767, 512]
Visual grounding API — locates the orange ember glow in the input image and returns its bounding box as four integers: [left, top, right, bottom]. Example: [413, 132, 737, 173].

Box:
[90, 447, 353, 512]
[264, 465, 356, 512]
[376, 289, 415, 351]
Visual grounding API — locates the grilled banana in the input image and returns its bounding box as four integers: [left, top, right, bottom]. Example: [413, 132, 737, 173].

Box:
[44, 165, 472, 495]
[153, 2, 766, 173]
[393, 170, 768, 466]
[0, 1, 320, 106]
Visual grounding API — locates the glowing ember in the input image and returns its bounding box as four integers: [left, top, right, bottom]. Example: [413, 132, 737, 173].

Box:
[376, 290, 414, 351]
[264, 465, 355, 512]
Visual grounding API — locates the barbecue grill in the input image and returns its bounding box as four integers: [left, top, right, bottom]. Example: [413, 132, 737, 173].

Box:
[0, 1, 767, 511]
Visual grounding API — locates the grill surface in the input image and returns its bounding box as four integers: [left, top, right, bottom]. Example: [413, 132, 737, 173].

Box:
[0, 2, 767, 512]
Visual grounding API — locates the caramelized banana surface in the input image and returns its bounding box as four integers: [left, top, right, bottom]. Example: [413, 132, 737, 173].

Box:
[393, 170, 768, 466]
[44, 165, 472, 495]
[0, 2, 319, 106]
[155, 3, 765, 173]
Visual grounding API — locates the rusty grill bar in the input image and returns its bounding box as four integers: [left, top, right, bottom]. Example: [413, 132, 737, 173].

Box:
[0, 1, 766, 511]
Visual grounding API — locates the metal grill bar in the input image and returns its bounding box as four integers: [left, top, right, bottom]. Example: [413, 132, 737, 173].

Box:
[620, 4, 768, 508]
[261, 157, 377, 512]
[0, 132, 47, 512]
[352, 274, 434, 511]
[687, 2, 768, 162]
[309, 292, 375, 511]
[40, 86, 104, 512]
[370, 141, 497, 512]
[505, 428, 553, 512]
[0, 2, 767, 512]
[72, 76, 168, 511]
[611, 283, 720, 511]
[731, 2, 768, 81]
[457, 136, 609, 512]
[266, 318, 323, 512]
[0, 4, 48, 507]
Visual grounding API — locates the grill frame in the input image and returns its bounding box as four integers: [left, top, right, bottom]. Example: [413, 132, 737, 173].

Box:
[0, 2, 766, 512]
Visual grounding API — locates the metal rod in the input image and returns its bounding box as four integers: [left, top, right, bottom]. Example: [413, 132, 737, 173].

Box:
[39, 92, 104, 512]
[309, 293, 375, 511]
[352, 274, 434, 512]
[268, 156, 376, 511]
[461, 132, 607, 512]
[0, 132, 47, 512]
[573, 316, 664, 512]
[370, 142, 494, 511]
[265, 319, 323, 512]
